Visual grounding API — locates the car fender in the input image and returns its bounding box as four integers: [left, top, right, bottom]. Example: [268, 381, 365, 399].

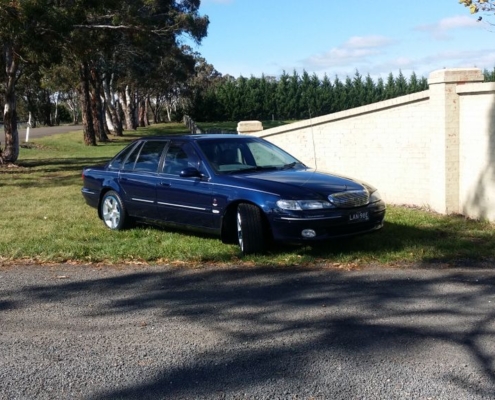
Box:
[97, 179, 125, 219]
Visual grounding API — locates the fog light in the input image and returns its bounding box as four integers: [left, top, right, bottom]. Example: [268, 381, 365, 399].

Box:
[301, 229, 316, 238]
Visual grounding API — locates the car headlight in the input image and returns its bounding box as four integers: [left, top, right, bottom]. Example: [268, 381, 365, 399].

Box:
[369, 190, 382, 203]
[276, 199, 335, 210]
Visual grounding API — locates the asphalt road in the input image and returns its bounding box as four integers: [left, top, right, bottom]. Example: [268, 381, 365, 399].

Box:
[1, 264, 495, 399]
[17, 124, 84, 140]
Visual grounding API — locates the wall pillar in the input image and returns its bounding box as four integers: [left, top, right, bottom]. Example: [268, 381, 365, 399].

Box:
[237, 120, 263, 134]
[427, 68, 484, 214]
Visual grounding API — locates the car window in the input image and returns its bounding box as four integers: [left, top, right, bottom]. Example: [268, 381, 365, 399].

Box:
[247, 141, 287, 167]
[108, 142, 139, 170]
[133, 141, 167, 173]
[197, 138, 300, 173]
[197, 141, 250, 172]
[122, 142, 144, 171]
[162, 142, 202, 176]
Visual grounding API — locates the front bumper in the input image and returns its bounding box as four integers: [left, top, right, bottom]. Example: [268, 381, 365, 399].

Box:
[268, 201, 386, 242]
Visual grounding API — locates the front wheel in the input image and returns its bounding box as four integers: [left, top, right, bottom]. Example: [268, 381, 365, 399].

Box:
[237, 203, 266, 255]
[100, 190, 129, 230]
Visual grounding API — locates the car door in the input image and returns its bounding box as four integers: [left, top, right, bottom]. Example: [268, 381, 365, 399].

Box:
[156, 141, 216, 229]
[118, 140, 168, 219]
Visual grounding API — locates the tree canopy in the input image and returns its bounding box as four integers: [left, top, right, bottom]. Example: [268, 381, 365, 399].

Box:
[459, 0, 495, 16]
[0, 0, 209, 162]
[188, 70, 430, 123]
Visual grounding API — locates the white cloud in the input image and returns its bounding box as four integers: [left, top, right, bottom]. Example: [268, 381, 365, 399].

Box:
[302, 35, 394, 70]
[305, 48, 379, 68]
[372, 48, 495, 80]
[344, 35, 395, 49]
[297, 43, 495, 82]
[437, 15, 479, 29]
[415, 15, 479, 39]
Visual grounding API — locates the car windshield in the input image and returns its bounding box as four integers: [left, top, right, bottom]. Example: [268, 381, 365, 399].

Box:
[197, 138, 304, 174]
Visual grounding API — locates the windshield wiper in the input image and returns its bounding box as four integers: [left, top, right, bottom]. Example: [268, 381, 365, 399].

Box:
[231, 165, 278, 174]
[281, 162, 297, 170]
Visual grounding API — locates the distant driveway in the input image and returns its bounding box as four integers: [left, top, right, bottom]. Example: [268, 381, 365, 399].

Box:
[15, 124, 83, 140]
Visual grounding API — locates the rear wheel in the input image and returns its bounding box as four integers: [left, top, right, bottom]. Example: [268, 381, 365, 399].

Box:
[100, 191, 129, 230]
[237, 203, 265, 255]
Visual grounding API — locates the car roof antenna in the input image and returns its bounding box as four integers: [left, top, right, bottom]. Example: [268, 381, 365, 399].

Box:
[308, 103, 318, 171]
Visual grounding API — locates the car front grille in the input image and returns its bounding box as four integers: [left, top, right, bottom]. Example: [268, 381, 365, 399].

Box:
[328, 190, 369, 208]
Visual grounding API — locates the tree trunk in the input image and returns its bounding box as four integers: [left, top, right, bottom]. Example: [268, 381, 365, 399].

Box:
[138, 96, 146, 127]
[90, 88, 105, 142]
[69, 103, 79, 125]
[148, 95, 160, 124]
[89, 66, 108, 142]
[1, 43, 20, 164]
[54, 93, 59, 126]
[120, 85, 136, 131]
[103, 108, 112, 138]
[79, 61, 96, 146]
[165, 101, 172, 122]
[103, 100, 115, 133]
[43, 90, 52, 126]
[102, 72, 122, 136]
[66, 95, 80, 125]
[145, 95, 150, 126]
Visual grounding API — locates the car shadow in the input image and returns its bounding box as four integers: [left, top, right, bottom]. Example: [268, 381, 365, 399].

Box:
[140, 219, 494, 267]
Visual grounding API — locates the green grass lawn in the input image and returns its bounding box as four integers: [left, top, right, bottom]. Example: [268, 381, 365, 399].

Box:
[1, 122, 494, 269]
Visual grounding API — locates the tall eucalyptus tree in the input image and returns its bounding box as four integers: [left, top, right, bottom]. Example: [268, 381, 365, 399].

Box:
[1, 0, 209, 159]
[0, 1, 68, 163]
[65, 0, 209, 145]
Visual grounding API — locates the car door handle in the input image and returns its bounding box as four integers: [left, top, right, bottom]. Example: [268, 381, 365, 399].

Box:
[160, 181, 171, 187]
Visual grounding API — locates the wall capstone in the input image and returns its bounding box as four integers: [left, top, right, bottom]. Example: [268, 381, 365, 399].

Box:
[237, 120, 263, 134]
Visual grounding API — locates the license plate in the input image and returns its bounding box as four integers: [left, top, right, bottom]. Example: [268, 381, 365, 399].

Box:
[349, 211, 369, 222]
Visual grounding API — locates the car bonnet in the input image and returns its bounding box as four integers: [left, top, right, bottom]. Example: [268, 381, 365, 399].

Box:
[231, 168, 365, 196]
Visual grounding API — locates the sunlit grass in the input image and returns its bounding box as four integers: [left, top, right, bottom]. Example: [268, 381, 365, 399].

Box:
[1, 122, 494, 268]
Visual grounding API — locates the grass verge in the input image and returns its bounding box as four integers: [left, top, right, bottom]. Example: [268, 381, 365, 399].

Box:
[1, 122, 494, 269]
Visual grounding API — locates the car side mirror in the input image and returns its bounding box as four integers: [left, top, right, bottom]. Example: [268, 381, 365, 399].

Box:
[180, 167, 203, 178]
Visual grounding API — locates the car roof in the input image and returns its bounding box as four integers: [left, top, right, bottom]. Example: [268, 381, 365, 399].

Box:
[137, 134, 253, 141]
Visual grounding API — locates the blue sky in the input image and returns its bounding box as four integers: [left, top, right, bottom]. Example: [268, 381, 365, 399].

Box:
[187, 0, 495, 80]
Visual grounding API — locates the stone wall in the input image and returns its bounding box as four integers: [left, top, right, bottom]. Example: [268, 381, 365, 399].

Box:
[241, 68, 495, 222]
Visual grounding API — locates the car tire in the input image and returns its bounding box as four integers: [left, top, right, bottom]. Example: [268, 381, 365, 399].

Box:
[237, 203, 265, 255]
[100, 190, 129, 230]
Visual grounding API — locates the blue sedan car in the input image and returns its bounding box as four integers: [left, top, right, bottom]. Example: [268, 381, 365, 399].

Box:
[81, 134, 385, 254]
